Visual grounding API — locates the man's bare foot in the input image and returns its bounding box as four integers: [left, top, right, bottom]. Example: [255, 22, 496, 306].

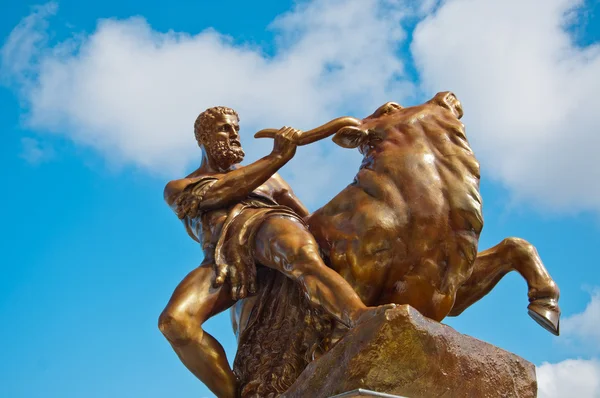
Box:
[350, 304, 397, 328]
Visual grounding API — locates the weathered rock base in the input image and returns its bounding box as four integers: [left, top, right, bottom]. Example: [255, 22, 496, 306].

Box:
[283, 305, 537, 398]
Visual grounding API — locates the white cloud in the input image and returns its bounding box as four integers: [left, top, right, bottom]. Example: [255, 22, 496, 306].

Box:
[411, 0, 600, 213]
[2, 0, 600, 213]
[0, 1, 418, 208]
[0, 2, 57, 86]
[537, 358, 600, 398]
[562, 290, 600, 353]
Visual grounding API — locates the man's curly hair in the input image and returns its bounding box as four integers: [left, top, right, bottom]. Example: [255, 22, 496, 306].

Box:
[194, 106, 239, 145]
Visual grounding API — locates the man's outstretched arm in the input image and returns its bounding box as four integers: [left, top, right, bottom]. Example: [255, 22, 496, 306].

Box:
[175, 127, 300, 218]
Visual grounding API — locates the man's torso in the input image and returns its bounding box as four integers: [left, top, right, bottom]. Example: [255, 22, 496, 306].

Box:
[173, 171, 286, 260]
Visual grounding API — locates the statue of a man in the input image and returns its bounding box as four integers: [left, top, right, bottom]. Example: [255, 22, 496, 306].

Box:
[158, 106, 389, 398]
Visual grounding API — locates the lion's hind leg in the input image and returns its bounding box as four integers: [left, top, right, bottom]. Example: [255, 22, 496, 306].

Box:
[448, 237, 560, 335]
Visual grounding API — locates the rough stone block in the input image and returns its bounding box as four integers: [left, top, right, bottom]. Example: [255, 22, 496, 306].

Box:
[283, 305, 537, 398]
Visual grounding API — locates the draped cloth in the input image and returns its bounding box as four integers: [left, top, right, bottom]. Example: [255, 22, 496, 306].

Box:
[178, 176, 307, 277]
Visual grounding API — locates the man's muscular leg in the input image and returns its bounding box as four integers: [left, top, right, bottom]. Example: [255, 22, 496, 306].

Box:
[254, 216, 393, 327]
[158, 264, 237, 398]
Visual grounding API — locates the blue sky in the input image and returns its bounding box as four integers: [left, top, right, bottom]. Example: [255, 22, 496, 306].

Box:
[1, 0, 599, 397]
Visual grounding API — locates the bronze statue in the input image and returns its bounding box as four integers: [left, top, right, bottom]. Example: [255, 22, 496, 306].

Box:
[247, 91, 560, 333]
[159, 93, 561, 397]
[158, 106, 392, 398]
[231, 92, 560, 396]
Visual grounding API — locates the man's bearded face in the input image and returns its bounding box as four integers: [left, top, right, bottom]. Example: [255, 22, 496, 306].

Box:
[205, 114, 245, 170]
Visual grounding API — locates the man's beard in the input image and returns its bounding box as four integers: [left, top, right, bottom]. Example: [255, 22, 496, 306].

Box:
[209, 140, 245, 170]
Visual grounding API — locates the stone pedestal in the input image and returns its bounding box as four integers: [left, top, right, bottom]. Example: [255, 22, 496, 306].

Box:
[330, 389, 406, 397]
[283, 305, 537, 398]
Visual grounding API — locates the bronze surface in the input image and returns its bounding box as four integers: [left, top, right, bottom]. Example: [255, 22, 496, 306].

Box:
[159, 93, 561, 397]
[233, 92, 560, 395]
[159, 106, 392, 398]
[250, 92, 560, 332]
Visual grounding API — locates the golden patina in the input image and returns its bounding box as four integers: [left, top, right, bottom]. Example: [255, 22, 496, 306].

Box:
[158, 93, 560, 398]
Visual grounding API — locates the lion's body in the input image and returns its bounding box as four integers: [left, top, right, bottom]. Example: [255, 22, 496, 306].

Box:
[307, 98, 483, 321]
[231, 93, 560, 397]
